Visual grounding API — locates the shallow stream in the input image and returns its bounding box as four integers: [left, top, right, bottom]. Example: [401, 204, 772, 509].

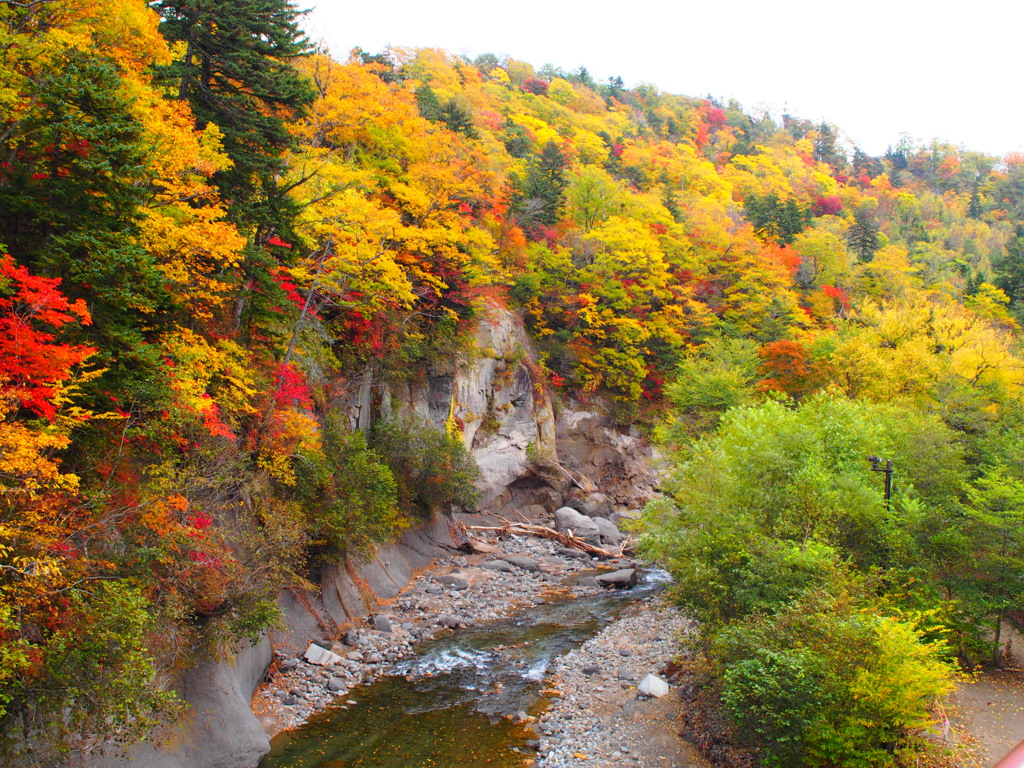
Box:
[257, 569, 669, 768]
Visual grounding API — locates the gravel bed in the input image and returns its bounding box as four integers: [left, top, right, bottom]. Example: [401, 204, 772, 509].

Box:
[534, 602, 696, 768]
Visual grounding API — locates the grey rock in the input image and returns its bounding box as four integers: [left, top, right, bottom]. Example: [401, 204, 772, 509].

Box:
[343, 629, 360, 646]
[595, 568, 637, 590]
[502, 555, 541, 572]
[577, 492, 614, 518]
[592, 516, 625, 545]
[279, 658, 298, 671]
[638, 673, 669, 698]
[553, 507, 602, 545]
[327, 677, 347, 692]
[436, 574, 469, 590]
[610, 508, 642, 526]
[578, 576, 600, 589]
[480, 559, 516, 573]
[372, 614, 392, 633]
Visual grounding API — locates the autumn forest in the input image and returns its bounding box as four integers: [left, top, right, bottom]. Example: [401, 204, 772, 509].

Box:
[2, 1, 1024, 766]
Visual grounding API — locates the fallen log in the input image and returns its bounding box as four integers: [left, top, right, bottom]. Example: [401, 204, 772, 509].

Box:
[461, 515, 632, 559]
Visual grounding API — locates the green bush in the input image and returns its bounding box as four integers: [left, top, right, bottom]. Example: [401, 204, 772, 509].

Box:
[722, 647, 834, 767]
[300, 421, 404, 556]
[371, 415, 480, 516]
[5, 582, 180, 762]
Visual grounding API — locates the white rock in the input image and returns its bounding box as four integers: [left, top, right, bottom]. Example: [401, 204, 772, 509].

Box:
[303, 643, 343, 666]
[637, 673, 669, 698]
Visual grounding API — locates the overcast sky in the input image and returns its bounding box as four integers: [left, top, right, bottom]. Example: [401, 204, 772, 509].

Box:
[303, 0, 1022, 159]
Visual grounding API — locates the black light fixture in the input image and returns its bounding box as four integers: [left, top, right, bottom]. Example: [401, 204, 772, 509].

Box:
[868, 455, 893, 510]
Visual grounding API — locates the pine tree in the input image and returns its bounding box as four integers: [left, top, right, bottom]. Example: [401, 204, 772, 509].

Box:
[847, 207, 881, 262]
[968, 183, 984, 219]
[153, 0, 315, 234]
[0, 51, 164, 354]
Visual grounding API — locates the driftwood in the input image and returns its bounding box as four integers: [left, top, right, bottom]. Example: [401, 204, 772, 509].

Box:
[461, 513, 631, 559]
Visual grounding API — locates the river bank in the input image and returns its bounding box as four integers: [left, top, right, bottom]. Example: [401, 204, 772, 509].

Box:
[534, 603, 710, 768]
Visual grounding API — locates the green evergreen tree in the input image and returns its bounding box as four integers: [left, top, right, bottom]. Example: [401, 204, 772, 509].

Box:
[414, 84, 443, 121]
[153, 0, 315, 233]
[0, 51, 165, 355]
[968, 183, 984, 219]
[847, 207, 881, 262]
[994, 227, 1024, 320]
[744, 193, 809, 246]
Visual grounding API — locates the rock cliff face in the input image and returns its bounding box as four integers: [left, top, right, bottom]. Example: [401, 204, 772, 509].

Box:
[80, 305, 656, 768]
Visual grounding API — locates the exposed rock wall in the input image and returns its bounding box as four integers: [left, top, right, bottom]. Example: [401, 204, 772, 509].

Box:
[85, 637, 272, 768]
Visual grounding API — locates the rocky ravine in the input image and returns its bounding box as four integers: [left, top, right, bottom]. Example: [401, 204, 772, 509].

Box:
[253, 523, 638, 735]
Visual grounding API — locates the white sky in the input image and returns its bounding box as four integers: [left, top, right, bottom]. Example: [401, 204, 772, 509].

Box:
[303, 0, 1023, 159]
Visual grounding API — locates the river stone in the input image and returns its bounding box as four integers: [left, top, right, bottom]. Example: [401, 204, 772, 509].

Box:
[502, 554, 541, 572]
[592, 516, 624, 545]
[577, 492, 614, 518]
[470, 539, 502, 555]
[327, 677, 347, 692]
[372, 614, 393, 633]
[436, 574, 469, 590]
[304, 643, 343, 666]
[577, 576, 600, 588]
[595, 568, 637, 590]
[481, 559, 516, 572]
[554, 507, 602, 545]
[638, 673, 670, 698]
[610, 508, 642, 526]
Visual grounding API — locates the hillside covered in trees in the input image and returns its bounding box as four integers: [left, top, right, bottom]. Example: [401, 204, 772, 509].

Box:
[1, 1, 1023, 765]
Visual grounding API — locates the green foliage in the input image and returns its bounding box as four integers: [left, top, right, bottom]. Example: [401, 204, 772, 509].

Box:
[744, 192, 811, 246]
[722, 647, 834, 767]
[847, 207, 882, 262]
[658, 337, 760, 440]
[154, 0, 314, 231]
[642, 393, 964, 766]
[371, 416, 480, 516]
[5, 582, 179, 762]
[0, 49, 164, 359]
[0, 604, 29, 721]
[301, 422, 404, 556]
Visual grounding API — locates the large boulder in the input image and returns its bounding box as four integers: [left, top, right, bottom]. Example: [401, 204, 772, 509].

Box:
[553, 507, 602, 545]
[610, 508, 642, 527]
[576, 491, 614, 518]
[592, 516, 624, 545]
[595, 568, 638, 590]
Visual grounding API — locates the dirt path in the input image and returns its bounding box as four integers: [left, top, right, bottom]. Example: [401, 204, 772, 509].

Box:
[949, 670, 1024, 767]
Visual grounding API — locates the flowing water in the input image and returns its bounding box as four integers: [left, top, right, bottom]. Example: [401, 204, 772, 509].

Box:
[258, 569, 670, 768]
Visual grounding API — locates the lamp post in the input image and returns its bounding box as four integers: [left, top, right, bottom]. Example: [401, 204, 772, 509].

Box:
[868, 455, 893, 510]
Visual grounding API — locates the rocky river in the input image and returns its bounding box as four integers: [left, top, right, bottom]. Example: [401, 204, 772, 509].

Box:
[252, 529, 711, 768]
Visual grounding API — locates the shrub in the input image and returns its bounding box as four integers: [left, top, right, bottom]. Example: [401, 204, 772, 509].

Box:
[301, 420, 404, 556]
[722, 647, 834, 767]
[372, 415, 479, 516]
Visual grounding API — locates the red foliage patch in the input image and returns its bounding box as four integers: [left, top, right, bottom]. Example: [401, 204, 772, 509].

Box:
[0, 255, 95, 420]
